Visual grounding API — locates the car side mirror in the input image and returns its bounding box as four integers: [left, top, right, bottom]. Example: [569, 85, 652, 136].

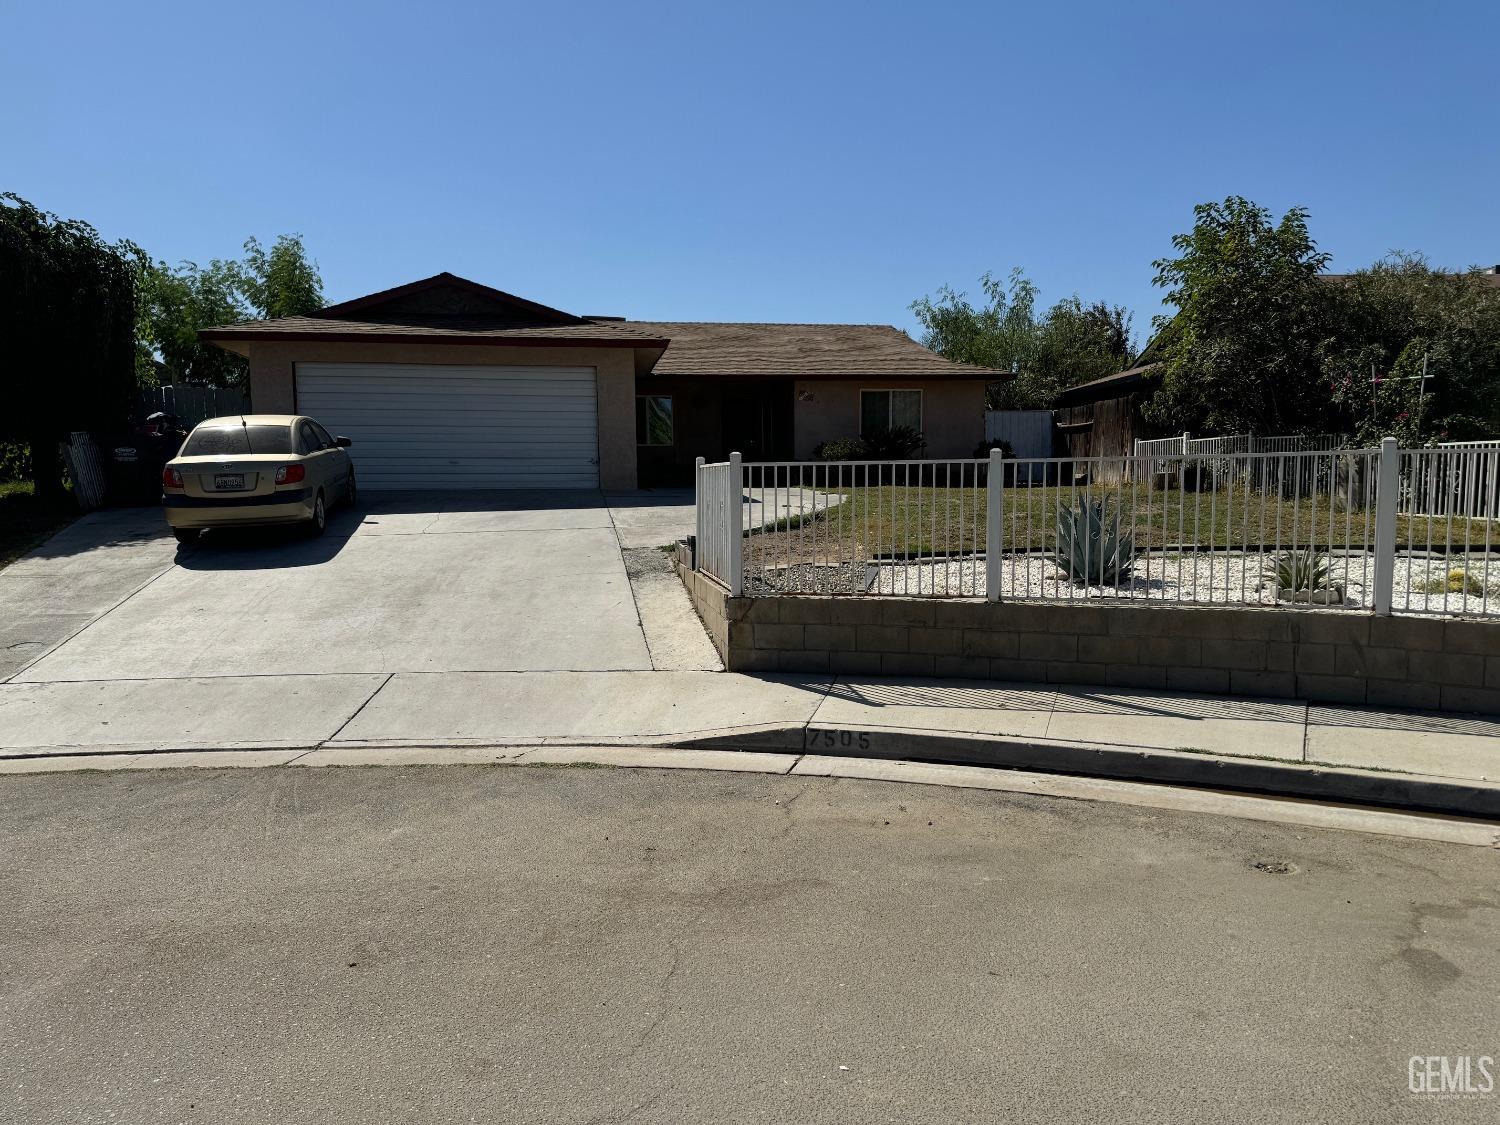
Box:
[335, 436, 353, 448]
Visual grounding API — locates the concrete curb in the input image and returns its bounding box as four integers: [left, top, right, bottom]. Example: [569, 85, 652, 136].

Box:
[668, 724, 1500, 819]
[1, 741, 1495, 849]
[3, 718, 1497, 819]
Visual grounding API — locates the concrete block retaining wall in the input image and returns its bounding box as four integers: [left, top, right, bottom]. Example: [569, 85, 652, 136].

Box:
[675, 557, 1500, 714]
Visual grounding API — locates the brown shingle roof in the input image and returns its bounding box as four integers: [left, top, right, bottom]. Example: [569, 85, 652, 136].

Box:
[200, 273, 1007, 379]
[624, 320, 1006, 378]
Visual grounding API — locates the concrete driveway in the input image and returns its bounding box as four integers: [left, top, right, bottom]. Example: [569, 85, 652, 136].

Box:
[0, 492, 725, 752]
[12, 493, 662, 680]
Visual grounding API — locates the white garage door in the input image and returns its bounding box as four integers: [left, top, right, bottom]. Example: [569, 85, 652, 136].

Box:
[296, 363, 599, 489]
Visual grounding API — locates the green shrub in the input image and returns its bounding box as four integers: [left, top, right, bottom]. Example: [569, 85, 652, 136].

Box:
[815, 437, 869, 461]
[1053, 498, 1137, 586]
[972, 439, 1016, 459]
[0, 441, 28, 484]
[862, 426, 927, 458]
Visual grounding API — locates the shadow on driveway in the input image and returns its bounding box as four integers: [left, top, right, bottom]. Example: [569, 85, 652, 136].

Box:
[175, 508, 362, 570]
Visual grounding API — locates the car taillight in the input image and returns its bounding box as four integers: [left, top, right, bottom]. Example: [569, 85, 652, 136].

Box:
[275, 464, 306, 485]
[162, 466, 183, 489]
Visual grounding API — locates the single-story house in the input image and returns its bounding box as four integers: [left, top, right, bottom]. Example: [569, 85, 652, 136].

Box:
[200, 273, 1005, 490]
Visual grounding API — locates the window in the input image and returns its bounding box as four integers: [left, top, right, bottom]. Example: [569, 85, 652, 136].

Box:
[308, 421, 334, 448]
[181, 423, 294, 456]
[298, 422, 322, 454]
[860, 389, 922, 434]
[636, 395, 674, 446]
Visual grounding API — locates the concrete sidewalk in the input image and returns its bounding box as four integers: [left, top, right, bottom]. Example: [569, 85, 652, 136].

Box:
[2, 669, 1497, 815]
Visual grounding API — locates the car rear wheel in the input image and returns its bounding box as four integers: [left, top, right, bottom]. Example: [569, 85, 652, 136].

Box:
[172, 528, 200, 546]
[308, 491, 327, 537]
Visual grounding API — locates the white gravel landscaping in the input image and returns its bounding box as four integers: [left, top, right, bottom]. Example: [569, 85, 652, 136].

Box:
[856, 551, 1500, 616]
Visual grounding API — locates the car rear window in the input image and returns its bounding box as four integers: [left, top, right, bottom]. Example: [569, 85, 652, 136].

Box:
[181, 423, 294, 456]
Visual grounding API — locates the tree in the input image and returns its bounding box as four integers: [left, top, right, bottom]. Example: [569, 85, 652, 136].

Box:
[912, 270, 1135, 409]
[1144, 196, 1335, 435]
[1320, 253, 1500, 446]
[136, 232, 324, 390]
[1033, 297, 1135, 398]
[135, 257, 250, 389]
[911, 268, 1038, 379]
[237, 234, 323, 319]
[0, 193, 140, 500]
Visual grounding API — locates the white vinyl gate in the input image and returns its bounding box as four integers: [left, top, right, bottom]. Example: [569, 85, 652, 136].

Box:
[295, 363, 600, 489]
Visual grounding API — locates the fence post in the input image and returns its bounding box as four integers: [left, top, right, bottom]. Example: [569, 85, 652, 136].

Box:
[985, 447, 1003, 601]
[692, 456, 705, 571]
[727, 451, 744, 596]
[1372, 436, 1399, 617]
[1181, 431, 1191, 455]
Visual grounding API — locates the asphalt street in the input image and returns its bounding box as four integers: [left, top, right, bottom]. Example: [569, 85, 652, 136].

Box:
[3, 764, 1496, 1124]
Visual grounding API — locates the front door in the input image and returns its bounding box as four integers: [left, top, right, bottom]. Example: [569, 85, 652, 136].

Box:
[721, 382, 792, 461]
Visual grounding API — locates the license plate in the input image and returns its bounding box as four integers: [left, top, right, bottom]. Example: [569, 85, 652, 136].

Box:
[214, 474, 245, 491]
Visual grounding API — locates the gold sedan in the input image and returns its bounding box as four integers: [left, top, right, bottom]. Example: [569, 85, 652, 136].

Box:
[162, 415, 356, 544]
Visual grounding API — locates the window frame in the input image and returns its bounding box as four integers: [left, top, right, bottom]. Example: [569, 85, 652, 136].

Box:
[860, 388, 923, 435]
[636, 394, 675, 447]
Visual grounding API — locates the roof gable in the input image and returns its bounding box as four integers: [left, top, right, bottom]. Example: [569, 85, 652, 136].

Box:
[313, 272, 583, 327]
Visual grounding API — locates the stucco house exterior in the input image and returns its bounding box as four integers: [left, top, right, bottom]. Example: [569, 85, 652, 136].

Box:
[200, 273, 1004, 490]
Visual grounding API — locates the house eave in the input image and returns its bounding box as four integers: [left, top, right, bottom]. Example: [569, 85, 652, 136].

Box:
[198, 328, 669, 350]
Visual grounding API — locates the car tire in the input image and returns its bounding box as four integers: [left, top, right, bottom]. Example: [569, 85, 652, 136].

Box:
[172, 528, 201, 546]
[345, 471, 357, 509]
[308, 491, 327, 537]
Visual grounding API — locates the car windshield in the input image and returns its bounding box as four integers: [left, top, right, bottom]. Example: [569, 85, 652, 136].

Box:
[181, 423, 294, 457]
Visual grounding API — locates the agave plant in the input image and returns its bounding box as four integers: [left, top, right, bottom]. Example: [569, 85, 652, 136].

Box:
[1262, 548, 1332, 595]
[1053, 498, 1137, 587]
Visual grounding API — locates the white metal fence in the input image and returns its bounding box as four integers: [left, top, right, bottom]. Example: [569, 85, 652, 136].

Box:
[1402, 441, 1500, 520]
[693, 441, 1500, 619]
[695, 455, 742, 592]
[1135, 432, 1347, 458]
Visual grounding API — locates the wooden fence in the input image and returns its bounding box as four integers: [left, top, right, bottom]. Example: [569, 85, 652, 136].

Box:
[136, 384, 248, 427]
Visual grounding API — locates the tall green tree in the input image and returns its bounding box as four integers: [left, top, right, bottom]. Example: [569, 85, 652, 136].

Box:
[0, 193, 140, 500]
[237, 234, 323, 319]
[912, 270, 1135, 409]
[136, 232, 324, 390]
[1145, 196, 1335, 435]
[1033, 297, 1135, 394]
[136, 257, 250, 388]
[1321, 253, 1500, 445]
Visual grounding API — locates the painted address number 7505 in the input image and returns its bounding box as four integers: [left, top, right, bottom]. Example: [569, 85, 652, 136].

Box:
[807, 729, 871, 751]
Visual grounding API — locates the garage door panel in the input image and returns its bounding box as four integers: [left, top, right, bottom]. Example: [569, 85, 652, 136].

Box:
[296, 363, 600, 490]
[320, 388, 599, 403]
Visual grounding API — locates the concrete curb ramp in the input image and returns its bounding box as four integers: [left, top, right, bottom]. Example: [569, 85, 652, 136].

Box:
[671, 725, 1500, 820]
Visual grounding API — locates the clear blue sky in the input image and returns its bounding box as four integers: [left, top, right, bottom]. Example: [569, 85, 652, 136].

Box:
[4, 0, 1497, 345]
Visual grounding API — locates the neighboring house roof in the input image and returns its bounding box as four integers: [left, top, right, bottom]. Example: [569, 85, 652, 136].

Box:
[200, 273, 1008, 380]
[1055, 363, 1161, 406]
